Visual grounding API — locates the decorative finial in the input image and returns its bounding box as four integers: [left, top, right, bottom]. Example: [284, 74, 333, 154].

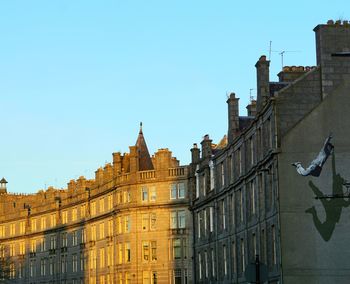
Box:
[139, 122, 143, 133]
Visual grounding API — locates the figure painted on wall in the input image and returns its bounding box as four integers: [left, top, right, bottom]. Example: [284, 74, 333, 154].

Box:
[292, 134, 334, 177]
[305, 152, 350, 241]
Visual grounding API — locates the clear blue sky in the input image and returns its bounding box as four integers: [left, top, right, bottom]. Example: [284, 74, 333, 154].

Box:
[1, 0, 348, 193]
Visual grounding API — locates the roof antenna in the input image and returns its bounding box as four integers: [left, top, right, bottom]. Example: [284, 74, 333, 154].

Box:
[249, 88, 255, 101]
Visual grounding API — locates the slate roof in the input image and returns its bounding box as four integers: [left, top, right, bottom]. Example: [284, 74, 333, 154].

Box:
[135, 124, 154, 171]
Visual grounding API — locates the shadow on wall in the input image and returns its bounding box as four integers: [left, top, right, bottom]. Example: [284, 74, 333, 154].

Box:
[305, 152, 350, 241]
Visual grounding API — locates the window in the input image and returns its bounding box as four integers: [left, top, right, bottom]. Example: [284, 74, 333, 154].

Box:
[122, 191, 126, 203]
[124, 215, 131, 233]
[171, 184, 177, 199]
[209, 207, 214, 232]
[141, 187, 148, 202]
[117, 192, 121, 204]
[49, 256, 55, 275]
[19, 241, 25, 255]
[99, 198, 105, 213]
[209, 161, 215, 191]
[170, 183, 186, 199]
[250, 136, 254, 165]
[108, 219, 113, 236]
[108, 194, 113, 210]
[221, 162, 225, 187]
[232, 242, 236, 274]
[0, 226, 5, 237]
[198, 253, 202, 280]
[89, 249, 96, 269]
[62, 232, 68, 247]
[9, 243, 15, 256]
[143, 271, 150, 284]
[241, 239, 245, 273]
[253, 233, 257, 257]
[240, 189, 243, 222]
[231, 194, 235, 227]
[80, 204, 86, 218]
[10, 223, 15, 235]
[118, 243, 123, 264]
[211, 249, 215, 277]
[31, 219, 36, 232]
[30, 259, 36, 277]
[174, 269, 182, 284]
[50, 214, 56, 227]
[19, 221, 26, 234]
[62, 211, 68, 224]
[41, 258, 46, 276]
[150, 213, 157, 230]
[107, 246, 113, 266]
[272, 225, 277, 265]
[50, 235, 56, 250]
[91, 201, 96, 216]
[41, 217, 46, 230]
[91, 225, 96, 241]
[204, 251, 208, 278]
[204, 209, 207, 235]
[223, 245, 227, 276]
[99, 223, 105, 239]
[250, 179, 256, 216]
[142, 241, 149, 261]
[238, 147, 242, 175]
[170, 210, 186, 229]
[100, 248, 105, 268]
[222, 199, 226, 230]
[80, 252, 86, 271]
[126, 272, 131, 284]
[125, 242, 131, 262]
[142, 214, 149, 231]
[81, 228, 86, 243]
[18, 262, 23, 279]
[9, 263, 15, 279]
[202, 174, 207, 197]
[173, 239, 181, 259]
[151, 241, 157, 261]
[150, 187, 156, 201]
[30, 239, 36, 253]
[197, 212, 201, 239]
[72, 208, 78, 221]
[72, 231, 78, 246]
[40, 237, 46, 252]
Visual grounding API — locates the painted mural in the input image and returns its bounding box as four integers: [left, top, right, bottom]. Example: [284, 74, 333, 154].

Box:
[292, 136, 350, 241]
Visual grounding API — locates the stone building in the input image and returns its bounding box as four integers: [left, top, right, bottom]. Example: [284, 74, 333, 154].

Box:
[189, 21, 350, 284]
[0, 126, 192, 284]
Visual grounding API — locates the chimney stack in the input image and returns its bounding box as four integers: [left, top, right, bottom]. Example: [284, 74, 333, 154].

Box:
[246, 100, 257, 117]
[201, 135, 212, 159]
[191, 143, 200, 164]
[314, 20, 350, 98]
[255, 55, 270, 111]
[227, 92, 240, 143]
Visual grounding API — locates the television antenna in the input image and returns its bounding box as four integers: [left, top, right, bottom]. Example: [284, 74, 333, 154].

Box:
[249, 88, 255, 101]
[268, 41, 301, 69]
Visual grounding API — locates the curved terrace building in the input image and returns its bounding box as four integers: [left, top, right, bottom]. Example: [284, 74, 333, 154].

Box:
[0, 126, 192, 284]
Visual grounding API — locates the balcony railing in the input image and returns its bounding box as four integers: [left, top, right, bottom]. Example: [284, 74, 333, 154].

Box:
[168, 167, 186, 177]
[139, 170, 156, 180]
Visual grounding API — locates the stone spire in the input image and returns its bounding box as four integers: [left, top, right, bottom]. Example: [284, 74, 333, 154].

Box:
[135, 122, 154, 171]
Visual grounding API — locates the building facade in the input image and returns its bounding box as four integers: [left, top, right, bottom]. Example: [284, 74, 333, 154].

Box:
[0, 127, 192, 284]
[189, 20, 350, 284]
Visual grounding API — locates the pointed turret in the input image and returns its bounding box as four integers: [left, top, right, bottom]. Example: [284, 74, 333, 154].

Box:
[135, 123, 154, 171]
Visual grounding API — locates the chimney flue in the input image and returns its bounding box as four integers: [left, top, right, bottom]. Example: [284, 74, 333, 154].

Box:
[255, 55, 270, 112]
